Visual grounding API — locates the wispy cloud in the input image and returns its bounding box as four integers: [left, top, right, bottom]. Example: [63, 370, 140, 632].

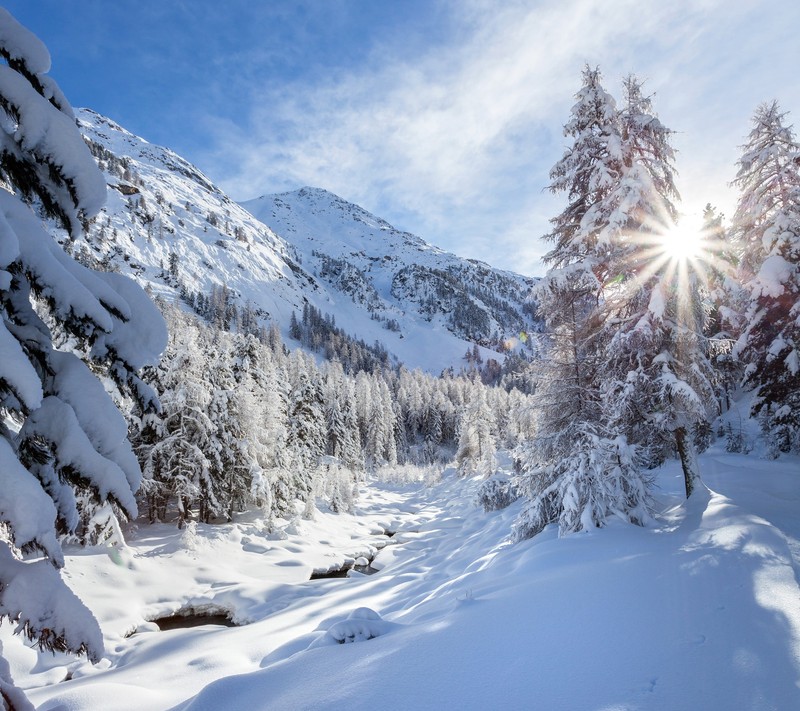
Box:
[197, 0, 799, 276]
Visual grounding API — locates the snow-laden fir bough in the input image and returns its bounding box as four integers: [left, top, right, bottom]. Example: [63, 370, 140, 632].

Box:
[0, 8, 166, 705]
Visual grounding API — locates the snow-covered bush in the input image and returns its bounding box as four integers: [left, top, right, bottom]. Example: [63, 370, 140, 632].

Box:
[476, 472, 519, 512]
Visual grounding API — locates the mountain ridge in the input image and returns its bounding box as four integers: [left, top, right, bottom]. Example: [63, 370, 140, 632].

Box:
[73, 108, 539, 372]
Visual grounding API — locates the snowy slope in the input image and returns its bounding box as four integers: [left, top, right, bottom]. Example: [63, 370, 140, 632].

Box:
[72, 111, 538, 372]
[6, 448, 799, 710]
[75, 109, 313, 329]
[244, 187, 540, 367]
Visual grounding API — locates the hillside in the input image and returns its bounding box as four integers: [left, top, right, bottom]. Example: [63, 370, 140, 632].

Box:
[72, 110, 539, 373]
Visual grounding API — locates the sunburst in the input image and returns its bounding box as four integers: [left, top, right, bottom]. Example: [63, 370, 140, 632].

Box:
[601, 208, 731, 332]
[660, 217, 705, 264]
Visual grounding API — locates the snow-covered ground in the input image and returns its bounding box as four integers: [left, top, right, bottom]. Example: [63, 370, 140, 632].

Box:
[4, 447, 799, 710]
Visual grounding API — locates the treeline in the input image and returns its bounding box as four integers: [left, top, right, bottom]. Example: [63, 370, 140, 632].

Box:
[129, 302, 535, 527]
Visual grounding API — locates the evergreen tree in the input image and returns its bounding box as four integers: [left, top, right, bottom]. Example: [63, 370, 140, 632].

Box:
[544, 65, 623, 280]
[596, 74, 714, 496]
[202, 335, 252, 522]
[699, 205, 743, 416]
[364, 377, 398, 470]
[455, 386, 497, 477]
[515, 67, 652, 539]
[286, 365, 326, 496]
[0, 8, 165, 683]
[732, 102, 800, 453]
[136, 312, 214, 526]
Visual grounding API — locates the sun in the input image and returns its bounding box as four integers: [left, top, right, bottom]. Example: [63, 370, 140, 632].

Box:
[660, 218, 704, 264]
[620, 211, 723, 306]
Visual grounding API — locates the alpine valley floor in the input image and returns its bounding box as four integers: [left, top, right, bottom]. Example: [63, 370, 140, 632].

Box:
[4, 446, 799, 711]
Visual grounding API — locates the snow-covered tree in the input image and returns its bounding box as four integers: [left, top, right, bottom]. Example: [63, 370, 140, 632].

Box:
[732, 102, 800, 453]
[524, 65, 615, 469]
[517, 70, 718, 540]
[455, 386, 497, 477]
[515, 68, 652, 538]
[322, 364, 362, 473]
[203, 339, 252, 522]
[544, 65, 623, 281]
[364, 377, 398, 471]
[595, 75, 716, 497]
[286, 360, 326, 496]
[0, 6, 165, 682]
[136, 312, 213, 526]
[699, 205, 743, 416]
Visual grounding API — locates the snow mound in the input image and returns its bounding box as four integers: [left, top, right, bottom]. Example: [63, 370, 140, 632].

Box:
[311, 607, 397, 648]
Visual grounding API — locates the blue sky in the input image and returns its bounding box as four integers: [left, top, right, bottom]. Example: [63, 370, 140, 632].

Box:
[6, 0, 799, 276]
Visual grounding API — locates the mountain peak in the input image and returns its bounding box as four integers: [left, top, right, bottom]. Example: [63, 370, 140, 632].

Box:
[75, 109, 539, 373]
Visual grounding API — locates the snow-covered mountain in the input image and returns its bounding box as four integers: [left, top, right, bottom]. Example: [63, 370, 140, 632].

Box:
[243, 188, 540, 366]
[73, 109, 538, 372]
[74, 109, 311, 326]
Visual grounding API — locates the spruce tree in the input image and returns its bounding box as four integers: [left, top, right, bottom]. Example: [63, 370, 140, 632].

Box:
[732, 102, 800, 454]
[456, 386, 497, 477]
[597, 74, 714, 497]
[515, 67, 651, 539]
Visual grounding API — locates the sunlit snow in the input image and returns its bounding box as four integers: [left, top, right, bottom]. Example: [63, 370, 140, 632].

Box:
[3, 448, 798, 711]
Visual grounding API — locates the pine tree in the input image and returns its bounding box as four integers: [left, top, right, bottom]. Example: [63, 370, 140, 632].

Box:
[732, 102, 800, 453]
[455, 386, 497, 477]
[286, 365, 326, 496]
[364, 377, 398, 471]
[141, 317, 212, 525]
[544, 65, 623, 280]
[0, 8, 165, 685]
[202, 335, 251, 522]
[700, 205, 743, 416]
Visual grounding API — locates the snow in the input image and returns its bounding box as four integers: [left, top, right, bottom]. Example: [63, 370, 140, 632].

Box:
[0, 207, 21, 269]
[65, 107, 539, 374]
[0, 69, 105, 218]
[19, 396, 137, 516]
[2, 447, 798, 710]
[0, 438, 60, 557]
[90, 270, 169, 370]
[243, 187, 539, 372]
[754, 254, 792, 299]
[0, 8, 51, 74]
[48, 350, 146, 496]
[2, 191, 115, 333]
[0, 317, 43, 411]
[0, 545, 103, 664]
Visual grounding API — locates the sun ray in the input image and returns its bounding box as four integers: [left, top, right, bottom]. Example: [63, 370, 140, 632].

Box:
[597, 206, 735, 338]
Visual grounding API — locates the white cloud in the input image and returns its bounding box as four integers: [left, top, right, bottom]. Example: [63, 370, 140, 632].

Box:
[198, 0, 799, 276]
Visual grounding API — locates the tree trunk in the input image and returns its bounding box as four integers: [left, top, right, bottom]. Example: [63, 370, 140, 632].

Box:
[675, 426, 699, 498]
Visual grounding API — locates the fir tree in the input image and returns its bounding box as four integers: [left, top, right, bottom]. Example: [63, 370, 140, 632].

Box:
[0, 8, 164, 685]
